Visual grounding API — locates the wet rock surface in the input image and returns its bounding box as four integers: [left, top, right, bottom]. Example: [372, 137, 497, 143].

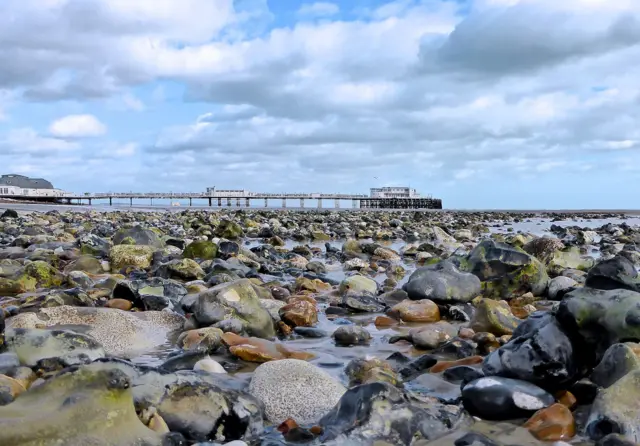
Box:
[0, 207, 639, 445]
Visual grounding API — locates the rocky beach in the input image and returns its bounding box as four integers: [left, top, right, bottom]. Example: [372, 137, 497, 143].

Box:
[0, 206, 640, 445]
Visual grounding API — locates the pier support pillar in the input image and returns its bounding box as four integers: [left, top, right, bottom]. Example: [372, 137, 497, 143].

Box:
[218, 198, 222, 207]
[245, 198, 250, 208]
[189, 198, 192, 207]
[209, 198, 212, 207]
[226, 198, 231, 207]
[318, 198, 322, 209]
[264, 198, 268, 208]
[300, 198, 304, 208]
[236, 198, 241, 207]
[150, 198, 153, 206]
[334, 199, 340, 209]
[109, 198, 112, 206]
[88, 198, 92, 206]
[282, 198, 286, 208]
[130, 198, 133, 207]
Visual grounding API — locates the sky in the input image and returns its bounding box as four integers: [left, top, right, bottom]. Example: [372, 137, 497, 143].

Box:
[1, 0, 640, 209]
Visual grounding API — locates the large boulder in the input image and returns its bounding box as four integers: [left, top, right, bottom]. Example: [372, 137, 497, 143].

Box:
[113, 226, 164, 248]
[318, 382, 463, 445]
[556, 288, 640, 362]
[403, 260, 481, 304]
[249, 359, 346, 425]
[339, 274, 378, 295]
[591, 343, 640, 389]
[585, 256, 640, 292]
[6, 306, 185, 358]
[214, 220, 244, 240]
[470, 298, 520, 336]
[524, 237, 564, 264]
[190, 279, 276, 339]
[5, 327, 105, 367]
[156, 259, 205, 281]
[24, 261, 64, 288]
[482, 311, 583, 390]
[0, 365, 167, 446]
[462, 240, 549, 299]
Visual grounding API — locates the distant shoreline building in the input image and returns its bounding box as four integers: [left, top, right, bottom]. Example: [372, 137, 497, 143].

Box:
[0, 174, 70, 198]
[370, 187, 421, 199]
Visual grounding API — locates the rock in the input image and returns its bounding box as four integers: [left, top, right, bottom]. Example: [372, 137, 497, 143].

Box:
[0, 366, 167, 445]
[177, 327, 224, 353]
[341, 291, 386, 313]
[332, 325, 371, 346]
[194, 358, 227, 374]
[293, 327, 328, 338]
[442, 365, 485, 385]
[0, 374, 26, 405]
[6, 306, 185, 358]
[591, 343, 640, 388]
[183, 240, 218, 260]
[462, 377, 555, 420]
[109, 244, 155, 270]
[547, 276, 578, 300]
[388, 299, 440, 323]
[105, 298, 133, 311]
[158, 258, 205, 281]
[344, 258, 369, 270]
[587, 369, 640, 442]
[214, 220, 244, 239]
[524, 237, 564, 263]
[524, 403, 575, 441]
[345, 357, 399, 386]
[222, 333, 314, 362]
[79, 233, 112, 257]
[318, 382, 462, 444]
[0, 275, 37, 296]
[191, 279, 275, 339]
[483, 311, 581, 390]
[470, 298, 520, 336]
[294, 277, 331, 293]
[556, 288, 640, 361]
[5, 327, 105, 367]
[249, 359, 346, 425]
[389, 321, 458, 350]
[462, 240, 549, 299]
[339, 274, 378, 295]
[64, 255, 104, 275]
[24, 261, 64, 288]
[0, 209, 18, 219]
[0, 352, 20, 374]
[279, 299, 318, 327]
[548, 247, 596, 275]
[586, 256, 640, 292]
[113, 225, 164, 248]
[403, 261, 481, 304]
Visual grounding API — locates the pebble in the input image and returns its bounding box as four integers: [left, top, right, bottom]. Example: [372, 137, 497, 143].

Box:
[332, 326, 371, 346]
[524, 403, 576, 441]
[193, 358, 227, 374]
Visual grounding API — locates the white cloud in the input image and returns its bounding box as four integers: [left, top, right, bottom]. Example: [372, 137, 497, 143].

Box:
[49, 114, 107, 138]
[297, 2, 340, 17]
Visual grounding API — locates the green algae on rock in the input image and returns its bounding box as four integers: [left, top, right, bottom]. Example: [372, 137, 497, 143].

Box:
[183, 240, 218, 260]
[470, 298, 521, 336]
[0, 366, 167, 446]
[109, 244, 156, 271]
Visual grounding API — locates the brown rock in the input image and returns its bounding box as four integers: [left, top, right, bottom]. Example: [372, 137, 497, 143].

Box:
[388, 299, 440, 323]
[278, 418, 299, 434]
[524, 403, 575, 441]
[430, 356, 484, 373]
[555, 390, 577, 410]
[458, 327, 475, 339]
[295, 277, 331, 293]
[288, 295, 317, 305]
[0, 374, 26, 403]
[148, 412, 170, 434]
[177, 327, 223, 353]
[374, 316, 397, 328]
[277, 321, 293, 336]
[105, 298, 133, 311]
[279, 299, 318, 327]
[473, 332, 500, 354]
[222, 333, 314, 363]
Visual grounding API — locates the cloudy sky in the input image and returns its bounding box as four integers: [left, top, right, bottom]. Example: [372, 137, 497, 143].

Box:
[1, 0, 639, 209]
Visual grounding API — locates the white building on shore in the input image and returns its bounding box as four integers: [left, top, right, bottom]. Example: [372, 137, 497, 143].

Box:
[0, 174, 71, 198]
[369, 186, 421, 199]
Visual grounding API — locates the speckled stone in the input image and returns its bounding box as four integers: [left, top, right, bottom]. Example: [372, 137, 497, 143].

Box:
[249, 359, 346, 425]
[6, 306, 185, 358]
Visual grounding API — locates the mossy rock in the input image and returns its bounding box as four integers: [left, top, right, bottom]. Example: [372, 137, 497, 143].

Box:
[0, 365, 166, 445]
[548, 247, 595, 276]
[0, 275, 37, 297]
[470, 297, 521, 336]
[463, 240, 549, 299]
[339, 275, 378, 296]
[161, 259, 205, 281]
[24, 261, 64, 288]
[214, 220, 244, 240]
[109, 245, 155, 271]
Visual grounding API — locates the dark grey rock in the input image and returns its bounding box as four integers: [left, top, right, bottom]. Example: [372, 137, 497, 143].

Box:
[403, 260, 481, 304]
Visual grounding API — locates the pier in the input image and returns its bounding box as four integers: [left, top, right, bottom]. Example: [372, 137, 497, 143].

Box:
[0, 190, 443, 210]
